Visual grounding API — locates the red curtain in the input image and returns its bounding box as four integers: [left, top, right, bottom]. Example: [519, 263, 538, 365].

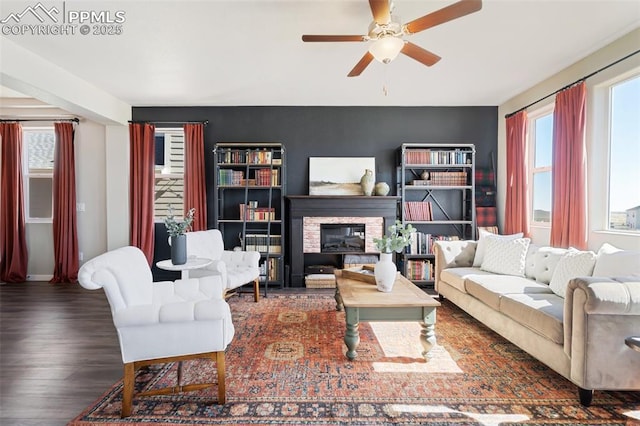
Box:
[129, 123, 156, 264]
[504, 111, 530, 236]
[184, 123, 207, 231]
[550, 82, 587, 249]
[50, 122, 79, 284]
[0, 123, 28, 282]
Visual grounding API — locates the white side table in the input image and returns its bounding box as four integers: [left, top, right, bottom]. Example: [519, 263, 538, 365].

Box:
[156, 257, 212, 280]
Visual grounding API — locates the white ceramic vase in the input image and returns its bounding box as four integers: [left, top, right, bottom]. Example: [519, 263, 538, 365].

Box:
[374, 252, 397, 292]
[360, 169, 375, 196]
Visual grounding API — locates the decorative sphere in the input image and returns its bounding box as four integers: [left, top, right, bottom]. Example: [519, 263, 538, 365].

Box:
[374, 182, 390, 196]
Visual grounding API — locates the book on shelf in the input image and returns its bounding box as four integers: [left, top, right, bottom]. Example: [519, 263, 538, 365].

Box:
[218, 148, 281, 165]
[406, 232, 461, 255]
[255, 168, 279, 186]
[406, 259, 434, 281]
[239, 204, 276, 221]
[243, 234, 282, 254]
[259, 257, 281, 282]
[403, 201, 433, 221]
[218, 169, 243, 185]
[404, 149, 469, 165]
[415, 171, 467, 186]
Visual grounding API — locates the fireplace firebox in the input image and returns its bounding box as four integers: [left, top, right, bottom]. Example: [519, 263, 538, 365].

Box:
[320, 224, 365, 253]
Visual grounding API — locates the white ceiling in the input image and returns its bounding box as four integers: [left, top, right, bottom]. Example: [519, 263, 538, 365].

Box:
[1, 0, 639, 107]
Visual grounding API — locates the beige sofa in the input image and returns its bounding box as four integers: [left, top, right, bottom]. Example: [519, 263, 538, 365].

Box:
[434, 239, 640, 405]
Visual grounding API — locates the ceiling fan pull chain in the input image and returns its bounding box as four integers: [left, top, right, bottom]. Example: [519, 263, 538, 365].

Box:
[383, 66, 390, 96]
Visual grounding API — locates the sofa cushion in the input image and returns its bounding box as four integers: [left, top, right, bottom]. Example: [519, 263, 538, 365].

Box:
[524, 244, 540, 280]
[593, 244, 640, 277]
[500, 293, 564, 344]
[549, 249, 596, 298]
[480, 237, 530, 277]
[473, 230, 523, 267]
[532, 247, 568, 284]
[466, 274, 553, 310]
[440, 267, 493, 293]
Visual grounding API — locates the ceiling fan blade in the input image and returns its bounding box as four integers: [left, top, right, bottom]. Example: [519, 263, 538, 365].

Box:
[348, 52, 375, 77]
[369, 0, 391, 24]
[401, 42, 441, 67]
[302, 35, 366, 42]
[404, 0, 482, 34]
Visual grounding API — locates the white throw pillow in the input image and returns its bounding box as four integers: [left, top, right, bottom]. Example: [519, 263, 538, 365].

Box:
[549, 249, 596, 298]
[593, 249, 640, 277]
[532, 246, 569, 284]
[480, 237, 531, 277]
[596, 243, 622, 255]
[473, 230, 524, 267]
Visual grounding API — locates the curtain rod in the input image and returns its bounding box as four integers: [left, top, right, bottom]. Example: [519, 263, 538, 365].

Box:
[505, 49, 640, 119]
[0, 117, 80, 123]
[128, 120, 209, 126]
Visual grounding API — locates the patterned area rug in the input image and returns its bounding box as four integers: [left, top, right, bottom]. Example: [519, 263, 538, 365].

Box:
[69, 294, 639, 425]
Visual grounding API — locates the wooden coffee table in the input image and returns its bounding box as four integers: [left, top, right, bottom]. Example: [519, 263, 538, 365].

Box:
[335, 272, 441, 361]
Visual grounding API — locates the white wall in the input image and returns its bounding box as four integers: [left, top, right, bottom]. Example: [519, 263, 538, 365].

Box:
[75, 121, 109, 262]
[105, 125, 130, 251]
[497, 28, 640, 251]
[20, 120, 112, 280]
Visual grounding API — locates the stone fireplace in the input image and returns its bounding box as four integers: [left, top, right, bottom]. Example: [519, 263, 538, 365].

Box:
[305, 218, 382, 253]
[286, 196, 398, 287]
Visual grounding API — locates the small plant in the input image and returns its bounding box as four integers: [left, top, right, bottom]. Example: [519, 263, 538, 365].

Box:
[373, 220, 415, 253]
[164, 205, 196, 237]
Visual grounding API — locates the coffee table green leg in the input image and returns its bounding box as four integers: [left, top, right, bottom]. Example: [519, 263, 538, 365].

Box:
[344, 307, 360, 360]
[420, 308, 437, 361]
[335, 287, 343, 312]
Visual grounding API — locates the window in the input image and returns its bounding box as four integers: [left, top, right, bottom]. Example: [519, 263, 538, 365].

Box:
[608, 74, 640, 232]
[23, 128, 55, 222]
[529, 107, 554, 225]
[154, 128, 184, 220]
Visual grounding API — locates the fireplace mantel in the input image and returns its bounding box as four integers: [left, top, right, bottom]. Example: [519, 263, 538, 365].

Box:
[286, 196, 398, 286]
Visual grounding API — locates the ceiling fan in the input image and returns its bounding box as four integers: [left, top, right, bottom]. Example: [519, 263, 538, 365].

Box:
[302, 0, 482, 77]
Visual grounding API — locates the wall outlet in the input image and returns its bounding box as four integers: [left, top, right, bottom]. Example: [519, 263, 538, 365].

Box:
[79, 252, 83, 261]
[76, 202, 85, 212]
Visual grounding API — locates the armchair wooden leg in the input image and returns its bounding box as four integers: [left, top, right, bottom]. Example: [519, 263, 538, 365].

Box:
[122, 362, 135, 418]
[253, 278, 260, 303]
[216, 351, 226, 404]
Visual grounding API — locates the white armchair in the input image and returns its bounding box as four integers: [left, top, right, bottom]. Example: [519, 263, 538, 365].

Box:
[185, 229, 261, 302]
[78, 246, 234, 418]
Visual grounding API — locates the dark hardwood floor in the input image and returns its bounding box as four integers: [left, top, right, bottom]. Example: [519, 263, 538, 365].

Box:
[0, 281, 122, 425]
[0, 281, 327, 425]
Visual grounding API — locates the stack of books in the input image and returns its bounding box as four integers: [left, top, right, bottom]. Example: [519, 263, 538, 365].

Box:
[255, 168, 279, 186]
[406, 259, 434, 281]
[403, 201, 433, 221]
[218, 170, 243, 185]
[239, 203, 276, 221]
[244, 234, 282, 253]
[405, 149, 469, 165]
[406, 233, 461, 255]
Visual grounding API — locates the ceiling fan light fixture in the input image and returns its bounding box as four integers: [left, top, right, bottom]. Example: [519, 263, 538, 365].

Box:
[368, 36, 404, 64]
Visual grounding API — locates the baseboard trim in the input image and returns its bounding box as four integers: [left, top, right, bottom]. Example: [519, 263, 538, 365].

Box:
[27, 275, 53, 281]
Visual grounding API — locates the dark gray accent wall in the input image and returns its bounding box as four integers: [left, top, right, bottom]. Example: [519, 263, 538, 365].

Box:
[133, 106, 498, 226]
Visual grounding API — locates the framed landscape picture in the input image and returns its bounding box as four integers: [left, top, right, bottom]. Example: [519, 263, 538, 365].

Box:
[309, 157, 375, 196]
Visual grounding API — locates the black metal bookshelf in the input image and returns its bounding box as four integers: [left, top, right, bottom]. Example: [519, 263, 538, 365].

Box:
[213, 142, 286, 294]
